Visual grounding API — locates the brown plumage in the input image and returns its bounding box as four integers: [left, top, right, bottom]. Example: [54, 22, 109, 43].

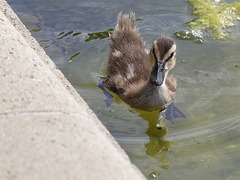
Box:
[106, 12, 177, 111]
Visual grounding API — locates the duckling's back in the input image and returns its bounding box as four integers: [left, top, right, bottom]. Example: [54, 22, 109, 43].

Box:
[106, 12, 151, 97]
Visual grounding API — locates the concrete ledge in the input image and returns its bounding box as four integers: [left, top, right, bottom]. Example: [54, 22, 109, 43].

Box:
[0, 1, 146, 179]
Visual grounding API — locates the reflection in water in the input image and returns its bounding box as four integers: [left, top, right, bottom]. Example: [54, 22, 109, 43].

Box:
[109, 91, 173, 163]
[135, 109, 173, 160]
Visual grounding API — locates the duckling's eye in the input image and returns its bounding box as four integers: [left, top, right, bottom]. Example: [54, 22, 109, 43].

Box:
[165, 51, 175, 62]
[151, 48, 155, 55]
[169, 52, 175, 59]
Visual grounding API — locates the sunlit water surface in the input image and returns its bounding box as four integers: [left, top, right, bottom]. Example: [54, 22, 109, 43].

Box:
[8, 0, 240, 179]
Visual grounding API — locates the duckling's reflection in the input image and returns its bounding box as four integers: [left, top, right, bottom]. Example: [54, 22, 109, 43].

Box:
[133, 108, 173, 158]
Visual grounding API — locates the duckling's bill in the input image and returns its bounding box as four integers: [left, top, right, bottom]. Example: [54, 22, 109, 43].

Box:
[150, 61, 166, 86]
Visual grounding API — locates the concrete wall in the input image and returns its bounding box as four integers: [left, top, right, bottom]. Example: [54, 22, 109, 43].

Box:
[0, 1, 146, 179]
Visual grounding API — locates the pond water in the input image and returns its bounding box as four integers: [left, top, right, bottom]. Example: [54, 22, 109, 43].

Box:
[8, 0, 240, 179]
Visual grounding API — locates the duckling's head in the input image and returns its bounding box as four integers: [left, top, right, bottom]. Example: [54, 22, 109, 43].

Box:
[149, 37, 176, 86]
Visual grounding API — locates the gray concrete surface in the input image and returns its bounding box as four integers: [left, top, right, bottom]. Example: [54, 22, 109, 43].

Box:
[0, 1, 146, 179]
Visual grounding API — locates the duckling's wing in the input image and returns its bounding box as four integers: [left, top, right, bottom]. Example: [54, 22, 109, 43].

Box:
[165, 74, 177, 93]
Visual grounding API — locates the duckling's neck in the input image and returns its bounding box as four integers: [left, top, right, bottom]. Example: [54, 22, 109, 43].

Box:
[129, 80, 173, 111]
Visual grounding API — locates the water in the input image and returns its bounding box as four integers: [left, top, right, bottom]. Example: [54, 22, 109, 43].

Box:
[8, 0, 240, 179]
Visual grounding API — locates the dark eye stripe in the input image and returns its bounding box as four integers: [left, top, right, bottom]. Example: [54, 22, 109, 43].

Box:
[152, 48, 158, 61]
[165, 51, 175, 62]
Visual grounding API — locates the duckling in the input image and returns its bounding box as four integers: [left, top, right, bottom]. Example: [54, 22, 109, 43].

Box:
[100, 12, 185, 123]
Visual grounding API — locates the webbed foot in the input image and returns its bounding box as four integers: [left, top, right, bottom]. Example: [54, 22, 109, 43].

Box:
[157, 100, 185, 126]
[165, 100, 186, 124]
[98, 78, 113, 106]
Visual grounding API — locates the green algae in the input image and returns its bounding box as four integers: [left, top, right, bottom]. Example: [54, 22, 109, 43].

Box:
[175, 0, 240, 41]
[56, 31, 74, 39]
[69, 52, 80, 62]
[30, 28, 42, 32]
[85, 28, 114, 42]
[148, 171, 160, 178]
[187, 0, 240, 40]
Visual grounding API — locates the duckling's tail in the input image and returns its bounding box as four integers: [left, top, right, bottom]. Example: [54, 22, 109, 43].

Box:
[114, 12, 139, 36]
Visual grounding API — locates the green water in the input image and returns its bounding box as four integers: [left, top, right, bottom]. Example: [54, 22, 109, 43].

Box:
[8, 0, 240, 179]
